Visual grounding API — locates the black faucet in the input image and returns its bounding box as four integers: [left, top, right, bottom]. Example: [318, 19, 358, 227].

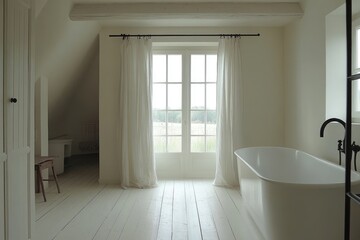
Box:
[352, 142, 360, 171]
[320, 118, 360, 171]
[320, 118, 346, 146]
[320, 118, 346, 165]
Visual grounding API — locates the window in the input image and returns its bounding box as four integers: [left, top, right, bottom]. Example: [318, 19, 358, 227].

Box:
[152, 49, 217, 154]
[353, 23, 360, 120]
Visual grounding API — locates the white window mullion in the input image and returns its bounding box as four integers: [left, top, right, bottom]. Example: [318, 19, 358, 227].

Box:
[165, 55, 169, 152]
[204, 55, 208, 152]
[183, 52, 190, 155]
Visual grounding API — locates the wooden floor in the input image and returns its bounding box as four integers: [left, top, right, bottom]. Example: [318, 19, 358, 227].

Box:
[34, 155, 264, 240]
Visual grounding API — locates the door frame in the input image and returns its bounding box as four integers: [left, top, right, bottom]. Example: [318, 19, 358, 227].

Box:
[0, 0, 5, 239]
[28, 0, 36, 238]
[152, 47, 217, 179]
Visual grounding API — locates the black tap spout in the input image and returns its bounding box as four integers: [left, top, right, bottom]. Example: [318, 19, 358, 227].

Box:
[320, 118, 346, 137]
[320, 118, 346, 154]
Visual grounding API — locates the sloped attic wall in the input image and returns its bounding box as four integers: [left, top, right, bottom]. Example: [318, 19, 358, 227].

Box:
[36, 0, 100, 154]
[35, 0, 48, 17]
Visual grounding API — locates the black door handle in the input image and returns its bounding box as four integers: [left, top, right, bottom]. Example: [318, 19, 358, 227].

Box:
[10, 98, 17, 103]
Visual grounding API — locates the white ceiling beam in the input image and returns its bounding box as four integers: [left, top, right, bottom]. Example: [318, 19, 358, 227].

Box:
[69, 2, 303, 21]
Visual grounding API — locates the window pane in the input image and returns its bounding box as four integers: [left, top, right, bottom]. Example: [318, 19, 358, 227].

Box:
[191, 55, 205, 82]
[168, 84, 182, 110]
[168, 55, 182, 82]
[154, 137, 166, 152]
[191, 136, 205, 152]
[153, 84, 166, 110]
[168, 111, 182, 135]
[168, 136, 182, 152]
[191, 84, 205, 109]
[206, 111, 216, 135]
[191, 111, 205, 135]
[153, 55, 166, 82]
[206, 55, 217, 82]
[206, 84, 216, 110]
[153, 111, 166, 135]
[206, 136, 216, 152]
[153, 110, 166, 122]
[358, 82, 360, 111]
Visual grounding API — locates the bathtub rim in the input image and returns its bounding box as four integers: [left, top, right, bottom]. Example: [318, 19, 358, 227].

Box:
[235, 146, 360, 189]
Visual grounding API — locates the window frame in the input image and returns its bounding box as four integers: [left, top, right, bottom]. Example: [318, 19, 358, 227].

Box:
[152, 45, 218, 158]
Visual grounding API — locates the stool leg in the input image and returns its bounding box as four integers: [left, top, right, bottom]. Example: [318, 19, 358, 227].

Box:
[37, 167, 46, 202]
[35, 167, 40, 193]
[51, 166, 60, 193]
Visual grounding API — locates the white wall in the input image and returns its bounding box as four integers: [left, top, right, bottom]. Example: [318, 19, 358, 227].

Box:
[326, 6, 346, 121]
[283, 0, 360, 165]
[99, 26, 284, 183]
[35, 76, 49, 156]
[63, 51, 99, 155]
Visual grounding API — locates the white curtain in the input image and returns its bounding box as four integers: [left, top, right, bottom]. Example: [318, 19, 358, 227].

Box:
[118, 38, 157, 188]
[214, 37, 244, 187]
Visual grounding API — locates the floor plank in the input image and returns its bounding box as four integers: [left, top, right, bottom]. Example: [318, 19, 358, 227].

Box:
[92, 189, 130, 240]
[172, 181, 188, 240]
[214, 186, 264, 240]
[34, 155, 263, 240]
[132, 182, 165, 240]
[201, 182, 236, 240]
[184, 181, 202, 240]
[193, 182, 219, 240]
[54, 185, 123, 240]
[157, 181, 174, 240]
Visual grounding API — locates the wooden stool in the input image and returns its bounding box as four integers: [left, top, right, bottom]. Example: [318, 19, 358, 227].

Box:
[35, 156, 60, 202]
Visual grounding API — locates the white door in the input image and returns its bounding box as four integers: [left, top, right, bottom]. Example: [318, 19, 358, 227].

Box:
[152, 50, 217, 178]
[4, 0, 31, 239]
[0, 0, 5, 238]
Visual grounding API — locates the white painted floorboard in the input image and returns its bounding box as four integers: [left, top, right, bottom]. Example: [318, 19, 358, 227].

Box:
[34, 156, 264, 240]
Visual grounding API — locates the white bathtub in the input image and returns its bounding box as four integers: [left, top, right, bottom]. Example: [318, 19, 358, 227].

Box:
[235, 147, 360, 240]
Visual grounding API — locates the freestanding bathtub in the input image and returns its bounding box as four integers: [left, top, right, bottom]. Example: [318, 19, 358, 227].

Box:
[235, 147, 360, 240]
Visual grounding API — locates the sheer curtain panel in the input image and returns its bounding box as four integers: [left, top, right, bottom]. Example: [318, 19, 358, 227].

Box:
[118, 38, 157, 188]
[214, 37, 244, 187]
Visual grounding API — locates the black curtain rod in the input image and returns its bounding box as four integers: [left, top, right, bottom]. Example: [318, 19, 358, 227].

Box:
[109, 33, 260, 38]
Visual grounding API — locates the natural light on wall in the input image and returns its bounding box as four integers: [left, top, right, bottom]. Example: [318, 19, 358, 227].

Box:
[152, 52, 217, 153]
[325, 8, 360, 121]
